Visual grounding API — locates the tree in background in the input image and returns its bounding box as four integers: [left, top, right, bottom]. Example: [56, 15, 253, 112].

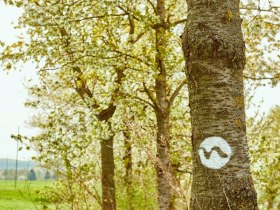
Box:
[182, 0, 258, 209]
[26, 84, 106, 209]
[248, 106, 280, 210]
[0, 0, 190, 209]
[51, 173, 57, 180]
[27, 169, 37, 181]
[44, 170, 51, 181]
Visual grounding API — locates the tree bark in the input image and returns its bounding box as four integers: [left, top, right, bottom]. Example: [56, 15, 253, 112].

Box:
[101, 135, 116, 210]
[123, 130, 133, 210]
[155, 110, 173, 210]
[97, 104, 118, 210]
[182, 1, 258, 209]
[153, 0, 175, 209]
[72, 66, 121, 209]
[97, 68, 124, 209]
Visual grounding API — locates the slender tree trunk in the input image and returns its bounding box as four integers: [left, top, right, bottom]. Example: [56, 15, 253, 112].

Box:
[155, 110, 173, 209]
[97, 68, 123, 210]
[59, 28, 122, 210]
[97, 105, 117, 210]
[101, 135, 116, 210]
[182, 1, 258, 209]
[74, 73, 117, 209]
[123, 130, 133, 210]
[153, 0, 175, 209]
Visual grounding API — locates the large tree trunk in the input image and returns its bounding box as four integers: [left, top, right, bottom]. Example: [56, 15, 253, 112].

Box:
[101, 135, 116, 210]
[182, 1, 258, 209]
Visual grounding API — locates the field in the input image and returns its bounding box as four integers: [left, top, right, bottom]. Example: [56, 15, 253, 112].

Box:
[0, 180, 52, 210]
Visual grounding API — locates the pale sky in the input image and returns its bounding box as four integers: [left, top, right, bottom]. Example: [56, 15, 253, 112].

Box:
[0, 2, 279, 160]
[0, 2, 37, 160]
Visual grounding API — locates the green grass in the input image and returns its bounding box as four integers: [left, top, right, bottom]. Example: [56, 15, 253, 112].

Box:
[0, 180, 53, 210]
[0, 179, 157, 210]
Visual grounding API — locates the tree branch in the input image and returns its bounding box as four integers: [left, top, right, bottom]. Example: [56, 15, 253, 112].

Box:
[117, 5, 140, 21]
[129, 32, 146, 44]
[146, 0, 157, 15]
[243, 74, 280, 80]
[97, 104, 117, 121]
[168, 79, 187, 110]
[69, 13, 127, 23]
[111, 49, 152, 67]
[143, 82, 160, 110]
[125, 94, 155, 109]
[240, 6, 280, 13]
[170, 18, 187, 27]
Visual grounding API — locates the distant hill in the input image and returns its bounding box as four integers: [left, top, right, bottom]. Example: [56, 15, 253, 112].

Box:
[0, 159, 36, 170]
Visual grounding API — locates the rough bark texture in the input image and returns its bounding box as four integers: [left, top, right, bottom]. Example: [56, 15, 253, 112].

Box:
[182, 0, 258, 209]
[101, 136, 116, 210]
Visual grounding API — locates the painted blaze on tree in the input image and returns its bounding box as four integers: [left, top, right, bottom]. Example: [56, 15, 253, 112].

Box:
[182, 0, 258, 209]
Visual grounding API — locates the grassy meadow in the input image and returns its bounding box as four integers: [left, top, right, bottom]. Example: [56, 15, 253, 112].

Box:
[0, 180, 53, 210]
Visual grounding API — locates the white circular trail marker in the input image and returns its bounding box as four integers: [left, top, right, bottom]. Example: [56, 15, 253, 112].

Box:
[198, 136, 232, 170]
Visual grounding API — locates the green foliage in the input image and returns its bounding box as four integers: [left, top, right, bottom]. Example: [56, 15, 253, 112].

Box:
[241, 0, 280, 86]
[0, 180, 54, 210]
[248, 106, 280, 209]
[116, 179, 157, 210]
[0, 0, 279, 209]
[0, 0, 191, 207]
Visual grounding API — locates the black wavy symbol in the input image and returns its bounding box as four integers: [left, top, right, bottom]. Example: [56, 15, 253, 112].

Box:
[200, 146, 229, 160]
